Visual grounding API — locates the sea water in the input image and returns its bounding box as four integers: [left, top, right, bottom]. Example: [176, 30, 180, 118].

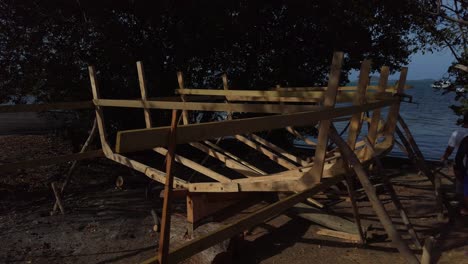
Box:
[294, 80, 461, 161]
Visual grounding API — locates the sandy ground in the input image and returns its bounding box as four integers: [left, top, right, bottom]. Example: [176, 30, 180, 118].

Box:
[0, 134, 467, 264]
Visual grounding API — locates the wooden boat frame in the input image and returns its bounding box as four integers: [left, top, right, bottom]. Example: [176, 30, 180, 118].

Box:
[1, 52, 435, 264]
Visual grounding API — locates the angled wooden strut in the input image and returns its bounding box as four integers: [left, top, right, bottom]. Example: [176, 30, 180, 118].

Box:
[363, 137, 422, 249]
[329, 126, 419, 264]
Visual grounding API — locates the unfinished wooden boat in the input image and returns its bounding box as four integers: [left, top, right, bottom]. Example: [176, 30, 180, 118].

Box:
[1, 52, 434, 264]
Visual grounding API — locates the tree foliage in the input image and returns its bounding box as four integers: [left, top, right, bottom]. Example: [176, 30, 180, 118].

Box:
[0, 0, 435, 105]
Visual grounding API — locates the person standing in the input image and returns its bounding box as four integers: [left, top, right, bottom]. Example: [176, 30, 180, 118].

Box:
[441, 112, 468, 209]
[453, 136, 468, 215]
[441, 113, 468, 162]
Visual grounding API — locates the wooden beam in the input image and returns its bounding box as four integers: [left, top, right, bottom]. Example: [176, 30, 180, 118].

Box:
[93, 99, 321, 114]
[0, 101, 94, 113]
[304, 51, 343, 184]
[234, 135, 297, 170]
[205, 140, 268, 175]
[346, 59, 371, 150]
[0, 150, 104, 172]
[316, 228, 361, 243]
[189, 142, 263, 176]
[177, 88, 385, 103]
[273, 85, 409, 92]
[115, 99, 395, 153]
[153, 147, 231, 183]
[141, 175, 344, 264]
[250, 133, 309, 166]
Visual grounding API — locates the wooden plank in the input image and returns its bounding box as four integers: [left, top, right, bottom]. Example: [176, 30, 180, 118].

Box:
[329, 126, 419, 264]
[178, 89, 388, 103]
[141, 175, 344, 264]
[0, 150, 104, 173]
[365, 66, 389, 160]
[0, 101, 94, 113]
[250, 133, 309, 166]
[292, 202, 359, 234]
[93, 99, 321, 114]
[153, 147, 231, 183]
[158, 109, 178, 264]
[316, 228, 361, 242]
[346, 59, 371, 150]
[116, 99, 395, 153]
[136, 61, 153, 128]
[304, 51, 343, 184]
[234, 135, 297, 170]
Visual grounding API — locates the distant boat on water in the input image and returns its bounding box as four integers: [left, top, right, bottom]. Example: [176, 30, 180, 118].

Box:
[431, 80, 452, 89]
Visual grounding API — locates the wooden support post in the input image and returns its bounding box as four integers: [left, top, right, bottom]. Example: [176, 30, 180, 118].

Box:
[53, 118, 98, 213]
[158, 109, 179, 264]
[329, 126, 419, 264]
[51, 182, 65, 215]
[137, 61, 153, 128]
[304, 51, 343, 184]
[347, 59, 371, 150]
[365, 66, 389, 160]
[364, 137, 422, 249]
[88, 66, 113, 155]
[384, 67, 408, 139]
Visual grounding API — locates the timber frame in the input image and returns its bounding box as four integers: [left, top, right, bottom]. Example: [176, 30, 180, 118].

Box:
[1, 51, 437, 264]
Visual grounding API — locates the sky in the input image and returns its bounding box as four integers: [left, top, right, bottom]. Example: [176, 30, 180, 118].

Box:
[350, 48, 455, 81]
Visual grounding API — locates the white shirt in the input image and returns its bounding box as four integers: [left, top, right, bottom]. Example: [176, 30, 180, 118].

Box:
[448, 127, 468, 148]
